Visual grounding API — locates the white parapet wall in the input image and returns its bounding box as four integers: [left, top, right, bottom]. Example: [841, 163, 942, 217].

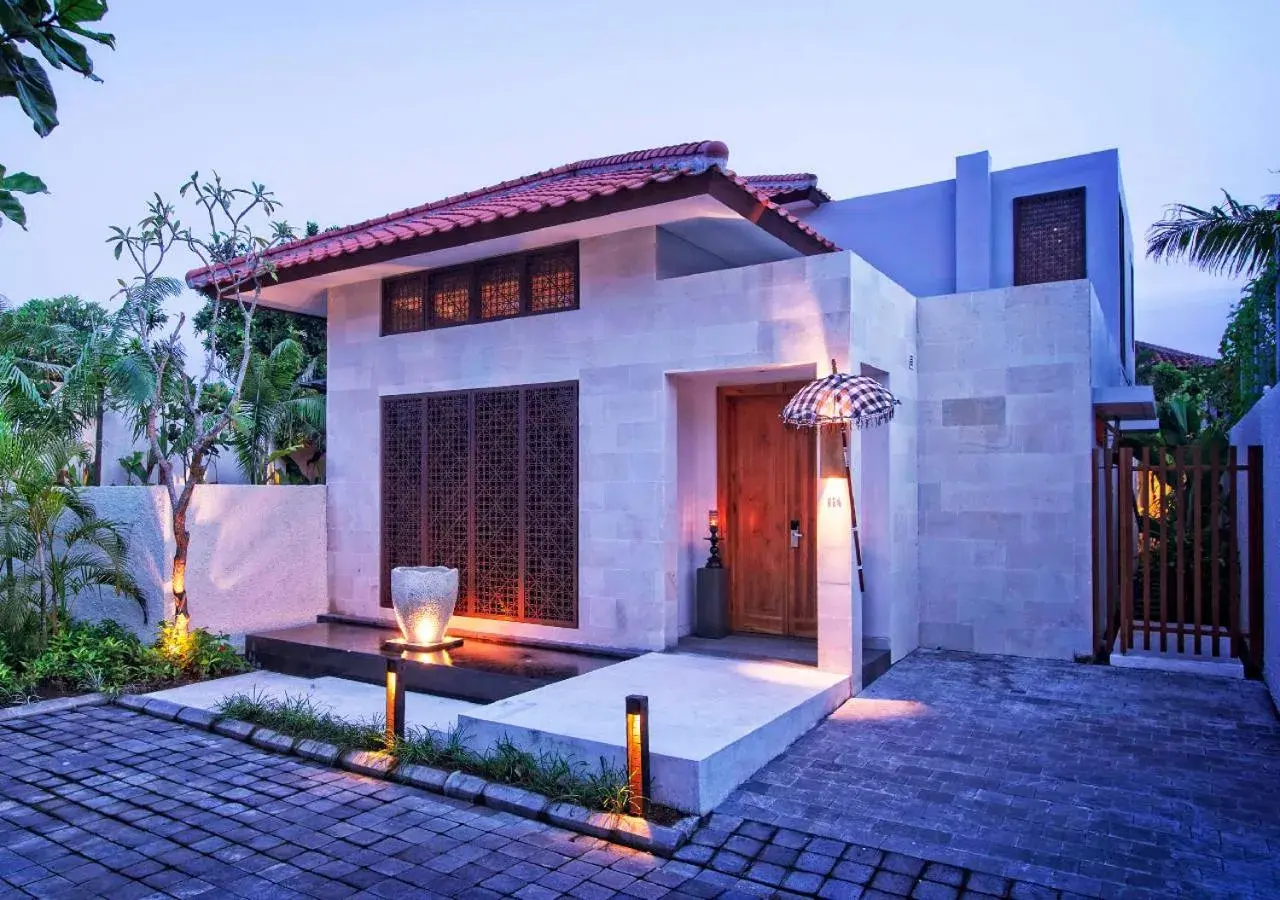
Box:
[1231, 386, 1279, 707]
[73, 485, 328, 644]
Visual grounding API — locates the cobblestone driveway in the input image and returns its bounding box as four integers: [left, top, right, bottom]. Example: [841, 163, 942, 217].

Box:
[0, 704, 1078, 899]
[717, 650, 1280, 900]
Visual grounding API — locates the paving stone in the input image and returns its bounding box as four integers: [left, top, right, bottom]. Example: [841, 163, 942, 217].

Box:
[113, 695, 151, 713]
[832, 860, 875, 885]
[871, 869, 916, 896]
[211, 718, 256, 741]
[483, 782, 549, 819]
[294, 739, 342, 766]
[912, 879, 960, 900]
[140, 698, 183, 720]
[783, 869, 826, 894]
[819, 877, 867, 899]
[710, 850, 750, 876]
[545, 802, 615, 841]
[340, 749, 396, 778]
[175, 706, 217, 730]
[443, 771, 488, 803]
[922, 863, 965, 887]
[673, 843, 715, 865]
[797, 850, 838, 876]
[394, 762, 449, 793]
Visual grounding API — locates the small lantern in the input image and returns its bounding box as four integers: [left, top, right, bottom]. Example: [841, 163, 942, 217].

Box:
[705, 509, 722, 568]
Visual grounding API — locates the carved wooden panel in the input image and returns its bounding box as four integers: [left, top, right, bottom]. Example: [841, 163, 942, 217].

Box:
[521, 384, 578, 625]
[1014, 188, 1086, 286]
[471, 389, 521, 617]
[380, 397, 423, 606]
[430, 269, 472, 326]
[382, 274, 425, 335]
[528, 248, 577, 313]
[423, 394, 471, 605]
[478, 258, 523, 320]
[384, 383, 578, 626]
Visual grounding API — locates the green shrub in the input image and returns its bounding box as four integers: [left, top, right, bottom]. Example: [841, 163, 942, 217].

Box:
[154, 620, 249, 679]
[4, 618, 247, 698]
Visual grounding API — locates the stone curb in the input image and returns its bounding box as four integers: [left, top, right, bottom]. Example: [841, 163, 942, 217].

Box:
[112, 694, 702, 856]
[0, 692, 108, 722]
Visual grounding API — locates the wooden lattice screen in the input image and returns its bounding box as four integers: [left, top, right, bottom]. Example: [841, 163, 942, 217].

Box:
[380, 382, 578, 626]
[1013, 187, 1086, 286]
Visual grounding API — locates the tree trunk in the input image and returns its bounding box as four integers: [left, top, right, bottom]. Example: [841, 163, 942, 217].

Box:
[172, 509, 190, 633]
[92, 385, 105, 486]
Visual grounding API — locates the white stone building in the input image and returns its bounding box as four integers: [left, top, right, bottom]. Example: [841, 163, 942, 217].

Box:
[186, 140, 1152, 685]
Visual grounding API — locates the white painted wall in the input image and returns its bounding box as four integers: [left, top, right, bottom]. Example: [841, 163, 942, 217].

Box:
[1230, 388, 1279, 707]
[72, 486, 328, 643]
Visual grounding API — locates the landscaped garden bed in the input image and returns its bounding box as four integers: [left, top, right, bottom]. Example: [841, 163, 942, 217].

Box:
[0, 619, 247, 708]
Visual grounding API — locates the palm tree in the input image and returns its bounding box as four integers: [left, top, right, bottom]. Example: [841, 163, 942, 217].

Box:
[227, 338, 325, 484]
[0, 418, 144, 650]
[1147, 189, 1280, 382]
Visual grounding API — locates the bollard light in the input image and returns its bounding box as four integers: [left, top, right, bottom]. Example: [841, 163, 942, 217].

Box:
[625, 694, 650, 817]
[386, 657, 405, 744]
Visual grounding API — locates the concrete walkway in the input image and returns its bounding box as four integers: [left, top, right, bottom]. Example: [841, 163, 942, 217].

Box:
[716, 649, 1280, 900]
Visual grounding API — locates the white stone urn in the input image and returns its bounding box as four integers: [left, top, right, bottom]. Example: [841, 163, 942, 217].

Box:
[390, 566, 459, 647]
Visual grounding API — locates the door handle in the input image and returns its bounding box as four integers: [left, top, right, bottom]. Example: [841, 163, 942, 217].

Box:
[790, 519, 802, 548]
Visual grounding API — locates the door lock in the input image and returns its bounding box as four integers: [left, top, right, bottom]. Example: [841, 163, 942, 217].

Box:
[789, 519, 802, 548]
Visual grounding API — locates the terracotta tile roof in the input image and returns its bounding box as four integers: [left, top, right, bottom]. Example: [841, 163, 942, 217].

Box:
[186, 141, 836, 290]
[1136, 340, 1217, 369]
[742, 173, 830, 203]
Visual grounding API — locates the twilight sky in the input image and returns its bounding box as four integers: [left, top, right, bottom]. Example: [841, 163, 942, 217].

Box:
[1, 0, 1276, 356]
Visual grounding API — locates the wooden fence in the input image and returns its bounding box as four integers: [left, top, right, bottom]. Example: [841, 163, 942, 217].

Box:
[1094, 445, 1264, 675]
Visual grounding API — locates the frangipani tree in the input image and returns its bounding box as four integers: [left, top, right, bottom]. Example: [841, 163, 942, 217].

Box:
[108, 173, 294, 634]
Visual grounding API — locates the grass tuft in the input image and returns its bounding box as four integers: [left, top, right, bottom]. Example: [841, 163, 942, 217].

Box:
[215, 690, 637, 815]
[216, 690, 384, 751]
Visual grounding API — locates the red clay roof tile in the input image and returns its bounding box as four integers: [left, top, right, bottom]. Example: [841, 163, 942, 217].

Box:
[1136, 341, 1217, 369]
[186, 141, 836, 290]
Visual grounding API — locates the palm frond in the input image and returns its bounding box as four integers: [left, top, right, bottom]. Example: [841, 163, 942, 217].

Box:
[1146, 192, 1280, 277]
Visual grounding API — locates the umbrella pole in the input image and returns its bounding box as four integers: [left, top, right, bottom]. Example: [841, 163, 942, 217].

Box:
[840, 422, 866, 593]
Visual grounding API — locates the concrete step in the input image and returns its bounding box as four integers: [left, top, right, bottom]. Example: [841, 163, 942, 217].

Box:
[457, 651, 850, 815]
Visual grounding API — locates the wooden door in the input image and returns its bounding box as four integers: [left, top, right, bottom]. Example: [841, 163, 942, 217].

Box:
[718, 383, 817, 638]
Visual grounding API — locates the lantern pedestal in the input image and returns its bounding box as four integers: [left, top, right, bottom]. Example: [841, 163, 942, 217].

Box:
[695, 567, 730, 638]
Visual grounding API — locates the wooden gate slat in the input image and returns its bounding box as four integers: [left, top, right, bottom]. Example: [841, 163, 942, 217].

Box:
[1192, 445, 1204, 655]
[1228, 449, 1240, 659]
[1175, 447, 1187, 653]
[1140, 447, 1151, 651]
[1119, 448, 1134, 652]
[1104, 445, 1118, 655]
[1247, 445, 1264, 675]
[1210, 447, 1222, 658]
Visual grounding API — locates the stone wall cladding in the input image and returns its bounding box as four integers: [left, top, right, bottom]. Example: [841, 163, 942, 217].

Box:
[916, 280, 1098, 659]
[326, 231, 857, 651]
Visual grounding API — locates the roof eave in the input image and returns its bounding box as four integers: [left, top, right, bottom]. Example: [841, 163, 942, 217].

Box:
[190, 169, 835, 294]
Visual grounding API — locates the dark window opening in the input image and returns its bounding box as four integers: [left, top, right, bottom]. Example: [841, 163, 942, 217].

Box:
[380, 383, 578, 627]
[1013, 188, 1086, 286]
[382, 244, 579, 335]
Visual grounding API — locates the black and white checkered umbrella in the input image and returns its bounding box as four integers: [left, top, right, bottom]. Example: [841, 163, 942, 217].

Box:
[780, 372, 900, 429]
[781, 364, 900, 595]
